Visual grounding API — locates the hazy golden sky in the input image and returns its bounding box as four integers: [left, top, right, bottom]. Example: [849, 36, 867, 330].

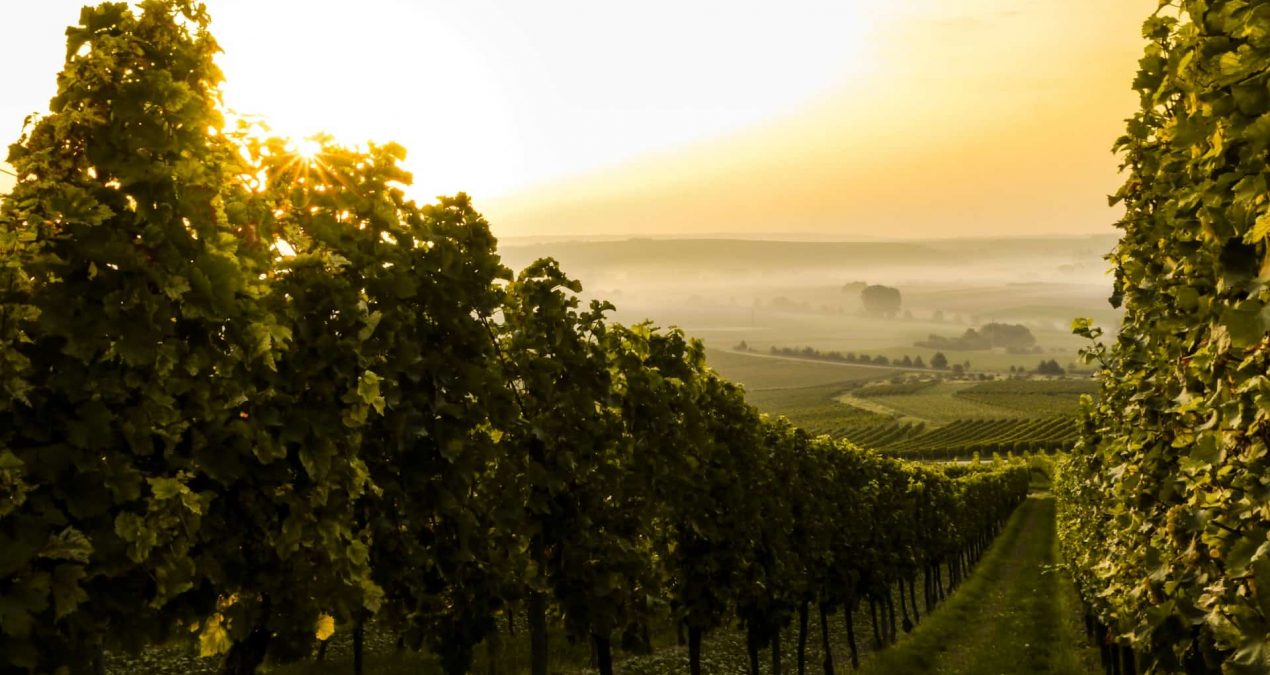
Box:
[1, 1, 1153, 238]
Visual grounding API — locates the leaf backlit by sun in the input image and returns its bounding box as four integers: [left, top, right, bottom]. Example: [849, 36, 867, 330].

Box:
[272, 238, 297, 258]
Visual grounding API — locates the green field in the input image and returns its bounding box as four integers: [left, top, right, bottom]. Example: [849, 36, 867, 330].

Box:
[840, 382, 1034, 424]
[675, 309, 1094, 374]
[878, 418, 1080, 460]
[705, 348, 896, 391]
[854, 380, 938, 397]
[702, 348, 899, 435]
[715, 349, 1096, 459]
[745, 382, 887, 436]
[956, 379, 1098, 416]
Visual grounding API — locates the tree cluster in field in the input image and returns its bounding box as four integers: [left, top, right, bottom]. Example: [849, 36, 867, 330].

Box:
[1056, 2, 1270, 672]
[1032, 360, 1066, 376]
[915, 323, 1038, 353]
[1006, 363, 1075, 376]
[0, 4, 1034, 675]
[840, 282, 902, 319]
[859, 285, 901, 318]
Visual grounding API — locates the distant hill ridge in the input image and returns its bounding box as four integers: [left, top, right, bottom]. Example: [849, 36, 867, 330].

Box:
[497, 235, 1118, 275]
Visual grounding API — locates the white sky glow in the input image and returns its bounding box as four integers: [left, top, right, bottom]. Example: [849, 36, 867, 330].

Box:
[0, 1, 1153, 238]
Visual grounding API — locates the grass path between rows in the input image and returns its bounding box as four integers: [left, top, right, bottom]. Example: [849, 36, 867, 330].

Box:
[856, 495, 1098, 675]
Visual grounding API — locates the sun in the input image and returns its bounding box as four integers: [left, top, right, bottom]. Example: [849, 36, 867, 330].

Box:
[293, 138, 323, 162]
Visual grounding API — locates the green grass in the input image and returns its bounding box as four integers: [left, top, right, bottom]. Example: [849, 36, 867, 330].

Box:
[745, 382, 887, 436]
[705, 347, 896, 391]
[855, 380, 939, 397]
[958, 379, 1100, 395]
[1051, 521, 1103, 675]
[839, 382, 1032, 424]
[703, 349, 899, 435]
[855, 497, 1098, 675]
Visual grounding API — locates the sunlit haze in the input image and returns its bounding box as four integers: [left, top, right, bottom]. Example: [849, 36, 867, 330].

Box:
[1, 1, 1153, 238]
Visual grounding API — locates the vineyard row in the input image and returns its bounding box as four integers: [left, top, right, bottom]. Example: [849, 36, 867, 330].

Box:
[0, 5, 1034, 675]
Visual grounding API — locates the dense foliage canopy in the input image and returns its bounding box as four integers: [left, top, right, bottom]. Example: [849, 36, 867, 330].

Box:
[0, 3, 1032, 674]
[1057, 1, 1270, 672]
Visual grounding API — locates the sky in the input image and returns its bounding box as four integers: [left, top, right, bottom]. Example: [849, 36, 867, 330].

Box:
[0, 1, 1154, 239]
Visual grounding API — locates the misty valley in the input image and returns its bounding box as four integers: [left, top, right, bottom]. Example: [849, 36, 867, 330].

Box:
[499, 234, 1119, 370]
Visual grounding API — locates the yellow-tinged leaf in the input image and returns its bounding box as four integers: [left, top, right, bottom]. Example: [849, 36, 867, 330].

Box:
[1248, 211, 1270, 244]
[199, 614, 232, 657]
[315, 613, 335, 641]
[149, 476, 187, 500]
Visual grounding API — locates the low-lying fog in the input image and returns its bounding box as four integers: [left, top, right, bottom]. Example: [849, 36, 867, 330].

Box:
[497, 236, 1120, 369]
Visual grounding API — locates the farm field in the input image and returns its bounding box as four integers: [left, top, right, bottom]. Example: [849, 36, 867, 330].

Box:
[718, 351, 1094, 459]
[704, 348, 898, 436]
[704, 348, 898, 390]
[877, 417, 1080, 460]
[745, 382, 888, 436]
[957, 379, 1098, 416]
[657, 304, 1094, 374]
[839, 381, 1034, 424]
